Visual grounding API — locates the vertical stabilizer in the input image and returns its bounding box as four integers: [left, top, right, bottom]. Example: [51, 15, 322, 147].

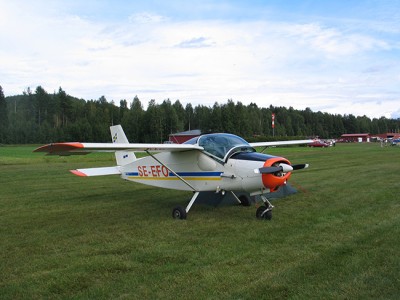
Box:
[110, 125, 136, 166]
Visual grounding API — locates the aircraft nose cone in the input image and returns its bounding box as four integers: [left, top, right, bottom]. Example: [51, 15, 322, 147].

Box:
[279, 163, 293, 173]
[261, 157, 292, 192]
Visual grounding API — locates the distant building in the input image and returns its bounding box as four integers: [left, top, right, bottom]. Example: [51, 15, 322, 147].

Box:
[373, 133, 400, 140]
[340, 133, 400, 143]
[169, 129, 202, 144]
[340, 133, 371, 142]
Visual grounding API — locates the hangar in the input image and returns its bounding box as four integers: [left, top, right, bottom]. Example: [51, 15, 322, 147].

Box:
[340, 133, 370, 142]
[168, 129, 201, 144]
[340, 133, 400, 142]
[374, 133, 400, 140]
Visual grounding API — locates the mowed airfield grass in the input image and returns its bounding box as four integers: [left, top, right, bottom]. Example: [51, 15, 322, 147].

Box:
[1, 143, 399, 299]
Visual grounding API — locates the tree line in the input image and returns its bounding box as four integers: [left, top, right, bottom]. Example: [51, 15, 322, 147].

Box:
[0, 85, 399, 144]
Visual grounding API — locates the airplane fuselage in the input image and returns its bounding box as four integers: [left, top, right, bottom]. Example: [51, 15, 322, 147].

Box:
[121, 150, 291, 195]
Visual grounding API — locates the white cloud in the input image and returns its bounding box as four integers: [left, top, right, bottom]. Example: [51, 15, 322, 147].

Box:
[391, 108, 400, 119]
[0, 1, 399, 119]
[282, 23, 390, 58]
[129, 12, 168, 24]
[175, 37, 215, 48]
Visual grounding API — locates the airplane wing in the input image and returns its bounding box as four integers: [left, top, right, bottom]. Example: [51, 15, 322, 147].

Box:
[34, 142, 204, 156]
[249, 140, 313, 147]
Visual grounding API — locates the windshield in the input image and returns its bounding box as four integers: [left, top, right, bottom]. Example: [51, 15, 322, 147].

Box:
[197, 133, 252, 160]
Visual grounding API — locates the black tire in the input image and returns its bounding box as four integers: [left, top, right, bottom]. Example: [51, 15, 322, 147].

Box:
[264, 209, 272, 220]
[239, 195, 251, 206]
[256, 206, 267, 219]
[172, 206, 187, 219]
[256, 206, 272, 220]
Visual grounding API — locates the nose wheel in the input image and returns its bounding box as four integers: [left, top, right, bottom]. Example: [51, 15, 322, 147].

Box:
[256, 206, 272, 220]
[256, 195, 273, 220]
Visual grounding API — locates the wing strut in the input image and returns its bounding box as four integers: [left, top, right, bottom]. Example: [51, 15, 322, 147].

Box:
[260, 146, 268, 153]
[185, 191, 200, 213]
[145, 150, 197, 192]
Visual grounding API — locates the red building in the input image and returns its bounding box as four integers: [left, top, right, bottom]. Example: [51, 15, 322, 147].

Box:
[340, 133, 371, 142]
[373, 133, 400, 140]
[169, 129, 202, 144]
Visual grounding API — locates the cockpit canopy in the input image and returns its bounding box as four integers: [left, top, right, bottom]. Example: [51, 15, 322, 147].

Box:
[184, 133, 255, 161]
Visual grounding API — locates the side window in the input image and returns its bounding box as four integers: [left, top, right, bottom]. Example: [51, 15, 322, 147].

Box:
[199, 136, 225, 159]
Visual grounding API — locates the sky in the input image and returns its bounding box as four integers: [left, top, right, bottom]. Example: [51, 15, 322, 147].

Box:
[1, 0, 399, 119]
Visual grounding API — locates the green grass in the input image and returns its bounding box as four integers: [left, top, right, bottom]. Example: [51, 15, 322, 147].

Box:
[1, 143, 399, 299]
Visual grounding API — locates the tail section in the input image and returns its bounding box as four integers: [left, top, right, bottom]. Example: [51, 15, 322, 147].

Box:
[110, 125, 136, 166]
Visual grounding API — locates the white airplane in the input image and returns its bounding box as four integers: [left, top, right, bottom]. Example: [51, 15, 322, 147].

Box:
[34, 125, 311, 220]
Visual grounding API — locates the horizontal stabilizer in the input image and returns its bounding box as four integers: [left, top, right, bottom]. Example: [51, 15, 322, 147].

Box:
[70, 166, 121, 177]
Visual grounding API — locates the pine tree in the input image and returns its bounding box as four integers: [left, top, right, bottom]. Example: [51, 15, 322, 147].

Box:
[0, 86, 8, 143]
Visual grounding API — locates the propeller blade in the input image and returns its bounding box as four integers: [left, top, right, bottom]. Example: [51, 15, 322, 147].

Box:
[291, 164, 309, 170]
[257, 163, 293, 174]
[258, 166, 283, 174]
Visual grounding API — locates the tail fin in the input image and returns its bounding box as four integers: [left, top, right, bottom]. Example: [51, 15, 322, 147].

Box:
[110, 125, 136, 166]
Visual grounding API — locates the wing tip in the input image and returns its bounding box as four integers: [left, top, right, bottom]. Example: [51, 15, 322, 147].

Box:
[70, 169, 87, 177]
[34, 142, 84, 153]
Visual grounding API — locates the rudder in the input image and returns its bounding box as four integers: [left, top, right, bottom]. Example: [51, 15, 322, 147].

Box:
[110, 125, 136, 165]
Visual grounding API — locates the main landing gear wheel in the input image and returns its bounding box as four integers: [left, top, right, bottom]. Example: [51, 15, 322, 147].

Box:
[172, 206, 187, 220]
[238, 195, 251, 207]
[172, 192, 199, 220]
[256, 206, 272, 220]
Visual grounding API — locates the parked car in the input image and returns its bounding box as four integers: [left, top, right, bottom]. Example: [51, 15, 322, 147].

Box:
[308, 140, 330, 147]
[392, 139, 400, 146]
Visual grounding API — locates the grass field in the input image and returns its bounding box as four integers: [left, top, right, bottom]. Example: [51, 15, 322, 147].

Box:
[1, 143, 399, 299]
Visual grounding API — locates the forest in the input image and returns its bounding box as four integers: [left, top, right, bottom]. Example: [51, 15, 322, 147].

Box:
[0, 85, 399, 144]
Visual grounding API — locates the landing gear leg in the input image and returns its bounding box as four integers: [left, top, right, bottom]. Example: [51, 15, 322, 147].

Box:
[172, 191, 200, 220]
[256, 195, 273, 220]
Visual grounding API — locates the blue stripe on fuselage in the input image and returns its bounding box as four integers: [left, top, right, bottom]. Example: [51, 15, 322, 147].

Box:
[125, 171, 222, 177]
